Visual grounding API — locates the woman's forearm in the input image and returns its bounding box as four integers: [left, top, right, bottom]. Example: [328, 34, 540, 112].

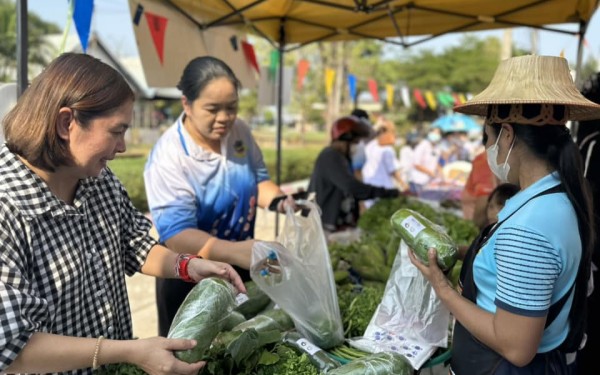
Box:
[4, 333, 130, 374]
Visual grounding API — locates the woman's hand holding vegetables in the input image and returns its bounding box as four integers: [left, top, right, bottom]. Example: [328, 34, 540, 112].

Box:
[408, 247, 454, 299]
[188, 258, 247, 294]
[128, 337, 205, 375]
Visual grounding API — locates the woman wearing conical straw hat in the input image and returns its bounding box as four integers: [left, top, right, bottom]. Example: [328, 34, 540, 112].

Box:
[409, 55, 600, 374]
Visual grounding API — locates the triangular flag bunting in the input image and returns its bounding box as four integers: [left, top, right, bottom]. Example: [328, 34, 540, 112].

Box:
[368, 79, 379, 102]
[347, 74, 357, 101]
[241, 40, 260, 75]
[386, 84, 394, 109]
[325, 68, 335, 96]
[269, 50, 280, 81]
[413, 89, 427, 109]
[133, 3, 144, 26]
[296, 59, 310, 90]
[72, 0, 94, 53]
[145, 11, 168, 65]
[424, 91, 437, 110]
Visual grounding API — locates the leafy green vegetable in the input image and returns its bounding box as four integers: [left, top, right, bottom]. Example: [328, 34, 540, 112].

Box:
[255, 344, 320, 375]
[168, 278, 237, 363]
[327, 352, 412, 375]
[231, 308, 294, 333]
[391, 208, 458, 270]
[283, 331, 341, 372]
[337, 283, 385, 338]
[235, 281, 272, 319]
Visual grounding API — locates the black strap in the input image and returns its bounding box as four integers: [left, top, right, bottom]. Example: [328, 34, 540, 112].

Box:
[468, 184, 570, 328]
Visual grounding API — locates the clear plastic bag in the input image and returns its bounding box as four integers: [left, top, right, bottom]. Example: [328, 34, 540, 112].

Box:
[349, 240, 450, 369]
[250, 201, 344, 349]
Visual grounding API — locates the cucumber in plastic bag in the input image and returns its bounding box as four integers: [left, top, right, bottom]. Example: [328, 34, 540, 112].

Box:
[328, 352, 412, 375]
[167, 278, 237, 363]
[390, 208, 458, 271]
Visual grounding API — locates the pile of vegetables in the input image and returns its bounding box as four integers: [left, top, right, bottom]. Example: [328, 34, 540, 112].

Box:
[96, 197, 476, 374]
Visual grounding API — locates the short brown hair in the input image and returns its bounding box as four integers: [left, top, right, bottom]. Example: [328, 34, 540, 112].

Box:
[3, 53, 135, 171]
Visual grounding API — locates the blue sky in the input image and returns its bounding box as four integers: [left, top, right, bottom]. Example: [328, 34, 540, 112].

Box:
[29, 0, 600, 67]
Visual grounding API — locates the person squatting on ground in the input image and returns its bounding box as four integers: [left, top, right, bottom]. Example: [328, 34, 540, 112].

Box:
[409, 55, 600, 375]
[143, 56, 293, 337]
[0, 53, 246, 375]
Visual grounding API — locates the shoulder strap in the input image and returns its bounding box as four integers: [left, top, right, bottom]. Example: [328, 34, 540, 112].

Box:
[480, 184, 563, 246]
[479, 184, 570, 328]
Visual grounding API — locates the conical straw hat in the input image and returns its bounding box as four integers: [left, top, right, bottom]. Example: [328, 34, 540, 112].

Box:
[454, 55, 600, 121]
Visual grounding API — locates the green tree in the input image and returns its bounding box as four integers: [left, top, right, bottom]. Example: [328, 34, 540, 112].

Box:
[0, 0, 60, 81]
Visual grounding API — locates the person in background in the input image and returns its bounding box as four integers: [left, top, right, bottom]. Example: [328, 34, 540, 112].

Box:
[308, 116, 400, 233]
[362, 118, 408, 208]
[459, 183, 520, 289]
[143, 56, 291, 337]
[575, 71, 600, 374]
[398, 132, 419, 187]
[461, 132, 498, 229]
[0, 53, 245, 375]
[410, 55, 599, 374]
[410, 127, 443, 195]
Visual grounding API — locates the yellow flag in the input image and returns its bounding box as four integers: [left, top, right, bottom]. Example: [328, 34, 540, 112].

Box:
[458, 93, 467, 104]
[424, 90, 437, 110]
[325, 68, 336, 96]
[386, 84, 394, 109]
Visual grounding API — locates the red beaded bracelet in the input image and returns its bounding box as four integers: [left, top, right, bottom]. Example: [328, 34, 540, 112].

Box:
[175, 254, 200, 283]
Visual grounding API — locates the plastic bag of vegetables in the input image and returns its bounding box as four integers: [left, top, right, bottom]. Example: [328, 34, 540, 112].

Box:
[348, 240, 450, 369]
[327, 352, 412, 375]
[250, 201, 344, 349]
[167, 277, 238, 363]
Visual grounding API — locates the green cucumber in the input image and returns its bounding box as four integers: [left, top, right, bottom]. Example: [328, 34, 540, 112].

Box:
[390, 208, 458, 270]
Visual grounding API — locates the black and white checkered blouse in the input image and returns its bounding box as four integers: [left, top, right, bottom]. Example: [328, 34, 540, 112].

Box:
[0, 144, 157, 374]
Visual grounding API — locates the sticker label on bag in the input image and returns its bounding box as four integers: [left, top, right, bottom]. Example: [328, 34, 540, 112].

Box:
[235, 293, 249, 306]
[401, 215, 425, 238]
[296, 338, 321, 355]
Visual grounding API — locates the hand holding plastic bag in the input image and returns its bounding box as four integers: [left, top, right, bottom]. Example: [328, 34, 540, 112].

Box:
[250, 201, 344, 349]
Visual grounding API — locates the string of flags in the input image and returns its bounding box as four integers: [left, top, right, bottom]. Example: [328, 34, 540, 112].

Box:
[69, 0, 470, 110]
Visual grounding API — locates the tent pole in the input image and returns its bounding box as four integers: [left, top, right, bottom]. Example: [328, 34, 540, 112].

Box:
[574, 20, 587, 87]
[275, 19, 285, 238]
[16, 0, 28, 97]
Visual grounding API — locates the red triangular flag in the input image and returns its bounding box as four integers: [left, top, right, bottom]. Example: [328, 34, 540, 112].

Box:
[368, 79, 380, 102]
[241, 40, 260, 75]
[296, 59, 310, 90]
[145, 12, 168, 65]
[413, 89, 427, 109]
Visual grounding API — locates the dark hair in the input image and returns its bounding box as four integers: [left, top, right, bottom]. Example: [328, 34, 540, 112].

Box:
[489, 104, 594, 349]
[578, 72, 600, 140]
[488, 183, 519, 206]
[3, 53, 134, 171]
[177, 56, 241, 101]
[351, 108, 369, 120]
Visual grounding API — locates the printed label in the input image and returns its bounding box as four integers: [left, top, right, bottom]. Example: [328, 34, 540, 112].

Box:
[235, 293, 249, 306]
[296, 338, 321, 355]
[401, 215, 426, 238]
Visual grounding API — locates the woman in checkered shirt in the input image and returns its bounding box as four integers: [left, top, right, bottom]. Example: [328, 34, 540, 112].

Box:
[0, 53, 245, 374]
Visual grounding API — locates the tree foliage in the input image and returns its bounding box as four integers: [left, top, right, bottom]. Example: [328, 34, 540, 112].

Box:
[0, 0, 61, 81]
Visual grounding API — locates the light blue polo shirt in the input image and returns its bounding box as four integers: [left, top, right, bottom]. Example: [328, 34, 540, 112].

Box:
[473, 173, 580, 352]
[144, 115, 270, 242]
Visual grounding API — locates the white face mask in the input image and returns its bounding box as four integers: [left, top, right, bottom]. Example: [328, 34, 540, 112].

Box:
[486, 128, 515, 183]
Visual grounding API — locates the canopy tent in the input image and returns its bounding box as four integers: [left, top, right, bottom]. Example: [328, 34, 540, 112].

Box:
[13, 0, 600, 233]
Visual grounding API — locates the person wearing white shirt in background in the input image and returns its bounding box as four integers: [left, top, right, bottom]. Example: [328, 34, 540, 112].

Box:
[362, 119, 409, 208]
[410, 127, 443, 195]
[398, 132, 419, 187]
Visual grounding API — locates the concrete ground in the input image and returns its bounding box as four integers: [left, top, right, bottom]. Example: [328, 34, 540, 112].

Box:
[125, 207, 449, 374]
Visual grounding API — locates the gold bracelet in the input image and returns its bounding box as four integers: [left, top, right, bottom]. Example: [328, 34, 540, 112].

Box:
[92, 335, 104, 370]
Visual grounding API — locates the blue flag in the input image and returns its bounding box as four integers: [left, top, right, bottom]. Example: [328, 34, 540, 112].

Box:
[348, 74, 357, 101]
[72, 0, 94, 53]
